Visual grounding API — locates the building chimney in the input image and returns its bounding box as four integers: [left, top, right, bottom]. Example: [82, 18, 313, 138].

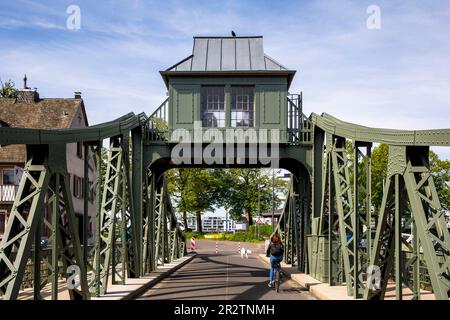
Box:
[16, 74, 39, 103]
[74, 91, 82, 99]
[23, 74, 29, 89]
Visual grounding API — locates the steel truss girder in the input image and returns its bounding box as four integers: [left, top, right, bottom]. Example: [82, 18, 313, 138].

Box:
[142, 170, 153, 274]
[275, 180, 294, 265]
[153, 180, 165, 268]
[403, 148, 450, 300]
[273, 174, 308, 273]
[142, 172, 184, 274]
[331, 137, 357, 296]
[92, 135, 136, 295]
[0, 146, 89, 300]
[352, 142, 372, 298]
[319, 145, 343, 286]
[364, 146, 450, 300]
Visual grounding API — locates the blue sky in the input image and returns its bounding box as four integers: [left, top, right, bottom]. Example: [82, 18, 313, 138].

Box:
[0, 0, 449, 159]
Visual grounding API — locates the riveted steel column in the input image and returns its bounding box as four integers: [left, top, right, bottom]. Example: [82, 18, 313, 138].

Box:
[331, 137, 355, 296]
[153, 180, 164, 269]
[353, 145, 359, 298]
[33, 213, 42, 300]
[412, 221, 420, 300]
[353, 142, 372, 298]
[95, 136, 124, 294]
[131, 127, 143, 276]
[59, 172, 90, 300]
[313, 127, 325, 220]
[292, 177, 301, 270]
[143, 170, 155, 273]
[394, 174, 402, 300]
[51, 173, 60, 300]
[92, 141, 102, 297]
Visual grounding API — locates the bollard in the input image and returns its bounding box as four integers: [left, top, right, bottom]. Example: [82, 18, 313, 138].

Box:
[215, 241, 218, 254]
[238, 242, 241, 253]
[191, 237, 196, 250]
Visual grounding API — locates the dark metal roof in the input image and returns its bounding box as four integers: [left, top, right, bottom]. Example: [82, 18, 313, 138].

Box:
[161, 36, 296, 87]
[167, 36, 289, 72]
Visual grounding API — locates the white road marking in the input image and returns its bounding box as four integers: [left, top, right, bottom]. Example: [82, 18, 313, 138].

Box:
[226, 255, 229, 299]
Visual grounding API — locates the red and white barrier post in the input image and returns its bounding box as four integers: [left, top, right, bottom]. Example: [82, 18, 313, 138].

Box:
[238, 242, 241, 253]
[190, 237, 196, 250]
[215, 241, 218, 254]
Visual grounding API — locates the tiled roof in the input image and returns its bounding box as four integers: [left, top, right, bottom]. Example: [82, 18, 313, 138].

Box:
[167, 36, 290, 72]
[0, 98, 84, 163]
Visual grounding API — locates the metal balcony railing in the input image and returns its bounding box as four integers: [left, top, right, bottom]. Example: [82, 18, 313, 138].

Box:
[287, 93, 312, 145]
[148, 98, 170, 142]
[0, 185, 17, 202]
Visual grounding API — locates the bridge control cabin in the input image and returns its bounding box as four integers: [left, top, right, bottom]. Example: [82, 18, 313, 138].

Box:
[153, 36, 311, 145]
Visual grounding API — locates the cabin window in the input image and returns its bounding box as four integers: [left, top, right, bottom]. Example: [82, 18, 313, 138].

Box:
[231, 86, 254, 128]
[201, 86, 225, 128]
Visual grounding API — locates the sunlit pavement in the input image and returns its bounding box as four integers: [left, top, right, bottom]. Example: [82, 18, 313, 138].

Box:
[139, 240, 315, 300]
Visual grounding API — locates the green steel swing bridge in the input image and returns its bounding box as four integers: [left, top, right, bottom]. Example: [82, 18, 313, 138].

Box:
[0, 35, 449, 301]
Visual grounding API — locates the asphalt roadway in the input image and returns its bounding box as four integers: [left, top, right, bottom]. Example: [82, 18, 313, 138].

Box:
[138, 240, 315, 300]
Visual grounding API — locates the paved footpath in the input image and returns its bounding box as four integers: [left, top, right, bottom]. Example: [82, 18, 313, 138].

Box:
[139, 240, 315, 300]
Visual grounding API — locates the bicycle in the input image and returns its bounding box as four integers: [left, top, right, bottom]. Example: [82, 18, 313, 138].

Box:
[272, 258, 283, 293]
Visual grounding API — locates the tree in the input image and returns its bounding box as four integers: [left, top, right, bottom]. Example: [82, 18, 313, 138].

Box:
[371, 144, 389, 209]
[429, 151, 450, 211]
[370, 144, 449, 211]
[167, 168, 216, 232]
[166, 168, 191, 228]
[0, 79, 17, 98]
[212, 169, 287, 225]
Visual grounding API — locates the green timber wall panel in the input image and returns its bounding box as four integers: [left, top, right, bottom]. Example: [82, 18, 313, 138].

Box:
[171, 85, 199, 129]
[258, 84, 286, 128]
[168, 77, 288, 136]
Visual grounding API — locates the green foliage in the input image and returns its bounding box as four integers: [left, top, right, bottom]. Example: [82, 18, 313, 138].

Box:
[370, 144, 449, 211]
[168, 168, 288, 231]
[149, 116, 169, 140]
[211, 169, 287, 225]
[183, 231, 205, 240]
[0, 79, 17, 98]
[221, 231, 262, 243]
[429, 151, 450, 211]
[249, 224, 272, 238]
[371, 144, 389, 209]
[167, 168, 216, 232]
[183, 227, 270, 243]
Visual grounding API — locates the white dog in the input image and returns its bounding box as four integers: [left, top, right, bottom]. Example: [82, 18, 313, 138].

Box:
[240, 247, 252, 259]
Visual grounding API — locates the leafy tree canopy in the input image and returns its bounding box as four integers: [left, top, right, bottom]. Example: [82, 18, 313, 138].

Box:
[0, 79, 17, 99]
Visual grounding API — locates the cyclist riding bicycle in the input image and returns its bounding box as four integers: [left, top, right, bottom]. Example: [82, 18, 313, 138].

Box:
[266, 233, 284, 288]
